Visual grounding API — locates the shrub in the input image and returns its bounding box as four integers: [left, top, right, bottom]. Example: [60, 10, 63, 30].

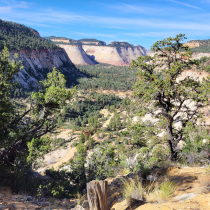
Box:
[140, 167, 151, 179]
[39, 169, 74, 199]
[178, 124, 210, 165]
[87, 144, 118, 180]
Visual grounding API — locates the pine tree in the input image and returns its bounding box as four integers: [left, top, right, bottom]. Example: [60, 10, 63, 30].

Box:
[131, 34, 210, 160]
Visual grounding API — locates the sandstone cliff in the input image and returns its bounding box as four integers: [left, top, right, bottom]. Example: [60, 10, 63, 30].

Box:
[109, 41, 133, 47]
[58, 44, 96, 65]
[58, 44, 147, 66]
[83, 45, 147, 66]
[184, 41, 200, 48]
[10, 48, 80, 88]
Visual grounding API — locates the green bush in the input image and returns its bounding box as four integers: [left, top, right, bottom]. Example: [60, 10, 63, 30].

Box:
[87, 144, 118, 180]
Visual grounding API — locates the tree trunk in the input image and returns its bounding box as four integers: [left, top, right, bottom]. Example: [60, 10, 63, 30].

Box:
[87, 180, 108, 210]
[166, 122, 178, 161]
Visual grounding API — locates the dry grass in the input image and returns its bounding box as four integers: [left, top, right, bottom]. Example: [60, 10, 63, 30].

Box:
[120, 168, 130, 176]
[75, 192, 86, 206]
[199, 175, 210, 193]
[122, 175, 176, 204]
[146, 178, 176, 202]
[199, 166, 210, 193]
[122, 177, 144, 203]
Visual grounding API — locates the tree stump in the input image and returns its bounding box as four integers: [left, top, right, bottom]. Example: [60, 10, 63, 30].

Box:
[87, 180, 108, 210]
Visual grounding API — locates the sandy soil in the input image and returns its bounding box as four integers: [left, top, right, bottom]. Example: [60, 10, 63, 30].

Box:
[37, 128, 78, 173]
[112, 166, 210, 210]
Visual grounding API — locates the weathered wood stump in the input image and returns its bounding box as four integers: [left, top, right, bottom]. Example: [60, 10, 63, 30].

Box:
[87, 180, 108, 210]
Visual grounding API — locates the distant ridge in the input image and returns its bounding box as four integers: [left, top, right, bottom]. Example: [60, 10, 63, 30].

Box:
[108, 41, 133, 47]
[44, 36, 143, 48]
[0, 19, 59, 50]
[44, 36, 106, 46]
[0, 19, 82, 88]
[185, 39, 210, 53]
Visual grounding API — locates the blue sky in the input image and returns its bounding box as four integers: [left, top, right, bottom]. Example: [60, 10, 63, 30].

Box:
[0, 0, 210, 49]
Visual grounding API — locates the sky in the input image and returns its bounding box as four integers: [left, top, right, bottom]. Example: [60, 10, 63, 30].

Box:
[0, 0, 210, 49]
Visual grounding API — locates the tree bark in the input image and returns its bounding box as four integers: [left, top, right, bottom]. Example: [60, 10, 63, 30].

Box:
[87, 180, 108, 210]
[166, 122, 178, 161]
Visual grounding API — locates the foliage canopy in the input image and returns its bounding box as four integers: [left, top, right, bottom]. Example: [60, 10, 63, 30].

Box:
[131, 34, 210, 160]
[0, 47, 75, 166]
[0, 19, 59, 50]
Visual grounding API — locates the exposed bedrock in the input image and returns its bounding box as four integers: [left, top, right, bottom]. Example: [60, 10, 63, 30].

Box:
[58, 44, 148, 66]
[9, 48, 80, 88]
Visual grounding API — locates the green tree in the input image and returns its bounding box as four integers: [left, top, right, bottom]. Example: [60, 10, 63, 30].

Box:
[87, 144, 117, 180]
[0, 47, 75, 166]
[0, 48, 22, 134]
[70, 143, 87, 192]
[131, 34, 210, 160]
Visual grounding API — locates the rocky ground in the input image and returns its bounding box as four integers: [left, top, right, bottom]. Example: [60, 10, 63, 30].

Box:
[0, 166, 209, 209]
[112, 166, 210, 210]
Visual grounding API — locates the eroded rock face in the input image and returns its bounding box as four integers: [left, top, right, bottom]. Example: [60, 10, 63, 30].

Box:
[184, 42, 200, 48]
[58, 44, 147, 66]
[83, 45, 147, 66]
[58, 44, 96, 65]
[10, 48, 80, 88]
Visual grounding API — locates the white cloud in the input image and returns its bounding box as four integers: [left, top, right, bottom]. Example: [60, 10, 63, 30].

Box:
[109, 3, 149, 13]
[0, 0, 32, 9]
[15, 1, 31, 9]
[169, 0, 202, 10]
[72, 32, 116, 39]
[0, 6, 11, 13]
[124, 32, 176, 38]
[108, 2, 183, 15]
[2, 8, 210, 33]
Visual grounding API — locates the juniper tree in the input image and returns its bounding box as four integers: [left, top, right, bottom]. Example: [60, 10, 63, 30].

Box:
[131, 34, 210, 160]
[0, 47, 75, 166]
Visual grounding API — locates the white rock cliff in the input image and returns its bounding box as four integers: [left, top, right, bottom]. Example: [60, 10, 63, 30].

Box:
[10, 48, 80, 88]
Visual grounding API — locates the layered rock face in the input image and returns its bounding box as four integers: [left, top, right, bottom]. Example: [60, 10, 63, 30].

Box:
[184, 41, 200, 48]
[80, 41, 106, 45]
[58, 44, 147, 66]
[83, 45, 147, 66]
[10, 48, 79, 88]
[193, 52, 210, 59]
[58, 44, 96, 65]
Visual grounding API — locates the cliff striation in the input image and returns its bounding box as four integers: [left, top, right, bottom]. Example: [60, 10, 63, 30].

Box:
[58, 44, 147, 66]
[58, 44, 96, 65]
[82, 45, 147, 66]
[10, 48, 81, 88]
[184, 41, 200, 48]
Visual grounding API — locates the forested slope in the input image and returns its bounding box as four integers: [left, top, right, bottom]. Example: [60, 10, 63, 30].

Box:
[0, 19, 59, 50]
[185, 39, 210, 53]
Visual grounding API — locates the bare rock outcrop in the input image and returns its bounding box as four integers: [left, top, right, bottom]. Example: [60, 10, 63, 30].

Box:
[58, 44, 96, 65]
[58, 44, 147, 66]
[10, 48, 80, 88]
[193, 52, 210, 59]
[184, 41, 200, 48]
[82, 45, 147, 66]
